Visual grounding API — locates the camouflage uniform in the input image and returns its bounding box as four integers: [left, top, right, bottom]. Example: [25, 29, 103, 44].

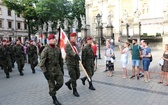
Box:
[13, 44, 25, 76]
[65, 42, 80, 96]
[81, 44, 96, 90]
[26, 44, 38, 73]
[40, 45, 63, 97]
[7, 44, 13, 72]
[0, 45, 11, 78]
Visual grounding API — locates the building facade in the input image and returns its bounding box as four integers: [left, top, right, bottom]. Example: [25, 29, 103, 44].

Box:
[85, 0, 168, 44]
[0, 0, 28, 42]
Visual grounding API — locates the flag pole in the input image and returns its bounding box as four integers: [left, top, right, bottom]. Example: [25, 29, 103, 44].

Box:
[57, 26, 61, 47]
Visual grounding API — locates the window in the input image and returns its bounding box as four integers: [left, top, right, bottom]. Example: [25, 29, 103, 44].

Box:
[8, 10, 11, 16]
[17, 23, 21, 29]
[0, 20, 2, 28]
[8, 21, 12, 28]
[24, 23, 27, 29]
[0, 8, 2, 15]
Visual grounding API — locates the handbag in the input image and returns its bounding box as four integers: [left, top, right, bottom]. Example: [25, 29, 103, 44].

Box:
[158, 59, 164, 66]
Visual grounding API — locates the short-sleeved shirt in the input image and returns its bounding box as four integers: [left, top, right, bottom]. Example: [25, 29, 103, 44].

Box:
[142, 47, 151, 61]
[130, 45, 141, 60]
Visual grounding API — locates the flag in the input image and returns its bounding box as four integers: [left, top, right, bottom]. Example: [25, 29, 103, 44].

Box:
[59, 28, 69, 59]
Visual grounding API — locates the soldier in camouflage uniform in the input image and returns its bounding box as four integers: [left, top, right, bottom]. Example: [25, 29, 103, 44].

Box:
[0, 39, 10, 78]
[40, 34, 63, 105]
[26, 40, 38, 73]
[65, 33, 80, 97]
[81, 36, 96, 90]
[6, 40, 13, 72]
[13, 39, 25, 76]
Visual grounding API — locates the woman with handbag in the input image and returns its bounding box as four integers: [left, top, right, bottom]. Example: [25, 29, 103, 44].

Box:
[158, 44, 168, 86]
[104, 39, 114, 77]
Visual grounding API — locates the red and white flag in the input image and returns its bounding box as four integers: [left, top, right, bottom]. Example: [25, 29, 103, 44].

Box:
[59, 28, 69, 59]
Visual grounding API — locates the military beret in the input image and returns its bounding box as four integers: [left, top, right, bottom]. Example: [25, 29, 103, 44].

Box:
[48, 34, 55, 40]
[29, 40, 33, 43]
[70, 33, 77, 37]
[15, 39, 20, 42]
[2, 39, 6, 42]
[86, 36, 93, 41]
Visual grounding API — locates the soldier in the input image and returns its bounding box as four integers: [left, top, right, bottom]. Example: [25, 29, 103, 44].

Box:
[0, 39, 10, 78]
[65, 33, 80, 97]
[26, 40, 38, 73]
[40, 34, 64, 105]
[13, 39, 25, 76]
[6, 40, 13, 72]
[81, 36, 96, 90]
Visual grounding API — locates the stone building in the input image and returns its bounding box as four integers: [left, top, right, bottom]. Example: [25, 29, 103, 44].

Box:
[0, 0, 28, 42]
[85, 0, 168, 46]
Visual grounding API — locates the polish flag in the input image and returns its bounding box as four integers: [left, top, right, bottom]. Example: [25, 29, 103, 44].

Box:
[59, 28, 69, 59]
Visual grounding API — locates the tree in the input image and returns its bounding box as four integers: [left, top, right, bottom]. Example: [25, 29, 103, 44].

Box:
[71, 0, 85, 29]
[2, 0, 38, 40]
[35, 0, 72, 30]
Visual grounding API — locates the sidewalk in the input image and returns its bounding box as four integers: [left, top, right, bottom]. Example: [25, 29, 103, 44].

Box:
[0, 48, 168, 105]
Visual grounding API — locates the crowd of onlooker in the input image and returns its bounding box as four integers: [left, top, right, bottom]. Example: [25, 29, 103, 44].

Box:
[101, 38, 168, 86]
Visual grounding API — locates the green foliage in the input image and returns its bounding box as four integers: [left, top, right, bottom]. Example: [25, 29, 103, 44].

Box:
[71, 0, 85, 29]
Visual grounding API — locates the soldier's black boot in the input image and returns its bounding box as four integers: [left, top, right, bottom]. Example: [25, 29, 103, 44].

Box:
[81, 77, 87, 85]
[32, 68, 35, 74]
[73, 88, 80, 97]
[89, 81, 96, 90]
[52, 96, 61, 105]
[65, 80, 72, 90]
[19, 70, 24, 76]
[6, 73, 10, 78]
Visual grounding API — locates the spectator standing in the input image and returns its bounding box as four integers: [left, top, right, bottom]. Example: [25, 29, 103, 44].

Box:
[92, 41, 97, 71]
[105, 43, 114, 76]
[104, 39, 114, 72]
[139, 40, 144, 77]
[158, 44, 168, 86]
[130, 39, 142, 80]
[140, 40, 151, 82]
[119, 42, 130, 78]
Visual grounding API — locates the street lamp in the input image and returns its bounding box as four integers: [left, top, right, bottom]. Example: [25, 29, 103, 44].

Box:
[96, 13, 102, 59]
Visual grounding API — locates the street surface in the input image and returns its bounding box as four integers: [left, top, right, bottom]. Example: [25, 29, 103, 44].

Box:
[0, 48, 168, 105]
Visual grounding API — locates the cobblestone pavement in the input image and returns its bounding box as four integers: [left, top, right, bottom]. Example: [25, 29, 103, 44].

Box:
[0, 49, 168, 105]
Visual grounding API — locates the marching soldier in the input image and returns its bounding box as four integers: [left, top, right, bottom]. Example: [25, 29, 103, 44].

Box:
[13, 39, 25, 76]
[26, 40, 38, 73]
[81, 36, 96, 90]
[40, 34, 64, 105]
[65, 33, 80, 97]
[6, 40, 13, 72]
[0, 39, 11, 78]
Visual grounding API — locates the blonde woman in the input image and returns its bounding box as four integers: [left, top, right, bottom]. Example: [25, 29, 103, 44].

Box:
[158, 44, 168, 86]
[119, 42, 130, 78]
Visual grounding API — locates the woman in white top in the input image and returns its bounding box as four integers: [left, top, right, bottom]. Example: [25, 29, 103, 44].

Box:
[119, 42, 130, 78]
[105, 42, 114, 77]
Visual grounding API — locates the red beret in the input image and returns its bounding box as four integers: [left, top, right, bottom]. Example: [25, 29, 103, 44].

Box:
[48, 34, 55, 40]
[70, 33, 77, 37]
[15, 39, 20, 42]
[29, 40, 33, 43]
[2, 39, 6, 42]
[86, 36, 93, 41]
